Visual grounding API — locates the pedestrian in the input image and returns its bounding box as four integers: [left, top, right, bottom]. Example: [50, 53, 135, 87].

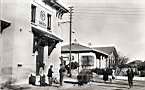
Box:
[127, 67, 134, 88]
[47, 65, 53, 86]
[103, 68, 109, 83]
[59, 64, 66, 86]
[112, 69, 115, 80]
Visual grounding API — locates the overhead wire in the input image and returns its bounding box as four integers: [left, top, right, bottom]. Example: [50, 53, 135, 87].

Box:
[74, 6, 145, 10]
[73, 9, 145, 16]
[68, 6, 145, 16]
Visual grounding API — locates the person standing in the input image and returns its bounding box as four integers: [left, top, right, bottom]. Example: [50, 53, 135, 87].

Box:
[59, 64, 65, 86]
[103, 68, 109, 83]
[112, 69, 116, 80]
[127, 67, 134, 88]
[47, 65, 53, 86]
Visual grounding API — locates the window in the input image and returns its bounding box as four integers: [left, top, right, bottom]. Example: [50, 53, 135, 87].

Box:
[47, 14, 51, 30]
[31, 4, 36, 23]
[81, 55, 94, 66]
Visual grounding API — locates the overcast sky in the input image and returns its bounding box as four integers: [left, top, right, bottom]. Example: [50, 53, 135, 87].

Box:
[60, 0, 145, 61]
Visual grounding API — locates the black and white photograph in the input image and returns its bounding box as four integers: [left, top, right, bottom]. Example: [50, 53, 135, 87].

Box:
[0, 0, 145, 90]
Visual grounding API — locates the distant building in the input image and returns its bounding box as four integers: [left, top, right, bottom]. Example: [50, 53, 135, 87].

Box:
[0, 0, 68, 83]
[93, 46, 118, 68]
[127, 60, 143, 67]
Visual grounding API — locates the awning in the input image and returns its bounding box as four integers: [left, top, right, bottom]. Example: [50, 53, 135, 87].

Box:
[0, 20, 11, 33]
[32, 27, 63, 42]
[43, 0, 69, 13]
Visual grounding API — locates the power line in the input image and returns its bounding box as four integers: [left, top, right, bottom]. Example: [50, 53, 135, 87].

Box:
[75, 6, 145, 10]
[74, 9, 145, 14]
[73, 11, 145, 16]
[74, 9, 145, 13]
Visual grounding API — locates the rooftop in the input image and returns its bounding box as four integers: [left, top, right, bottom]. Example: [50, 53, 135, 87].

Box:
[93, 46, 118, 57]
[61, 43, 93, 53]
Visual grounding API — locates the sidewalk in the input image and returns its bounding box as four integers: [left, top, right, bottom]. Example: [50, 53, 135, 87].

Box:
[97, 75, 145, 81]
[0, 77, 76, 90]
[1, 75, 145, 90]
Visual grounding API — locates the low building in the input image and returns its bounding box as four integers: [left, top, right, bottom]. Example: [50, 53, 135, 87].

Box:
[93, 46, 118, 68]
[0, 0, 68, 84]
[61, 43, 108, 74]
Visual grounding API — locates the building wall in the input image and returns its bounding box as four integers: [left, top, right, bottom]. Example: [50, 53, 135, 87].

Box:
[32, 0, 63, 80]
[62, 52, 97, 72]
[108, 52, 116, 68]
[0, 0, 19, 81]
[12, 0, 33, 82]
[100, 56, 107, 69]
[0, 0, 34, 83]
[0, 0, 64, 83]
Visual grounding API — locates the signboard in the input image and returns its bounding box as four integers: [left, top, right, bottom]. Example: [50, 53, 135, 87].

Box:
[36, 7, 47, 29]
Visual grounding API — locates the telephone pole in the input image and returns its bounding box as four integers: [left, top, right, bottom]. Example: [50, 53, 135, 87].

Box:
[68, 6, 73, 77]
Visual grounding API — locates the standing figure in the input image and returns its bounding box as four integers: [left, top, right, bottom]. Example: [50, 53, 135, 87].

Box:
[39, 67, 46, 86]
[103, 68, 109, 83]
[59, 64, 66, 86]
[47, 65, 53, 86]
[112, 69, 116, 80]
[127, 67, 134, 88]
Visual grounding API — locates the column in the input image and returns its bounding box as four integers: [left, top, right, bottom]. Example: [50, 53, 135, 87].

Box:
[99, 56, 102, 69]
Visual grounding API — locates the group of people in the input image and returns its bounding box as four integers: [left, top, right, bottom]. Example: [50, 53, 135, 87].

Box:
[47, 64, 65, 86]
[102, 67, 134, 89]
[103, 68, 115, 83]
[46, 65, 135, 88]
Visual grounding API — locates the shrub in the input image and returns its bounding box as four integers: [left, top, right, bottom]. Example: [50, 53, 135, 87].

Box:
[140, 70, 145, 77]
[92, 68, 112, 75]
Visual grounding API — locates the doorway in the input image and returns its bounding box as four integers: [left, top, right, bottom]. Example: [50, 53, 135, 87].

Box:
[36, 46, 44, 75]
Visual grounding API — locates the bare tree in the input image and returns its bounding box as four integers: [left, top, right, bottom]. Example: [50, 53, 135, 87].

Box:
[116, 53, 129, 75]
[118, 56, 129, 66]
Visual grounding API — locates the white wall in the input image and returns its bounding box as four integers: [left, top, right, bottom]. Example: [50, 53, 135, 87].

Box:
[12, 0, 34, 82]
[0, 0, 34, 82]
[0, 0, 66, 83]
[0, 0, 16, 81]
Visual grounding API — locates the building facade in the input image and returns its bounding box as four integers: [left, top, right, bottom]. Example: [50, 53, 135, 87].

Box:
[93, 46, 118, 68]
[61, 44, 119, 74]
[0, 0, 68, 83]
[61, 43, 109, 75]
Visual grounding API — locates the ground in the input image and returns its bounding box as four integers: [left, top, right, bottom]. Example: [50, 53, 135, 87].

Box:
[1, 77, 145, 90]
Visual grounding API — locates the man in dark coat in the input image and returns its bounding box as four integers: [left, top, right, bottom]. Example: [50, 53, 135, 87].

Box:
[127, 67, 134, 88]
[47, 65, 53, 86]
[59, 64, 65, 86]
[103, 68, 109, 82]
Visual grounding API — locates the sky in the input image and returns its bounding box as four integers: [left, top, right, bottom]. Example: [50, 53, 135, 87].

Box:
[60, 0, 145, 61]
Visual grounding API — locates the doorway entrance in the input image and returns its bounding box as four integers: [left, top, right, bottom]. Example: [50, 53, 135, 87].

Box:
[32, 27, 62, 76]
[36, 46, 44, 75]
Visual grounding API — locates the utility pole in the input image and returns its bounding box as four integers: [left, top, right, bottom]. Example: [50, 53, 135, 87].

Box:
[68, 6, 73, 77]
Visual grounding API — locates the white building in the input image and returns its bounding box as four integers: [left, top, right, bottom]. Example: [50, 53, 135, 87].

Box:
[0, 0, 68, 84]
[61, 43, 119, 75]
[61, 43, 109, 74]
[93, 46, 118, 68]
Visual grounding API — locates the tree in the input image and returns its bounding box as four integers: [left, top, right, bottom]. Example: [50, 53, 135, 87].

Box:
[117, 56, 129, 66]
[117, 52, 129, 66]
[138, 61, 145, 71]
[116, 54, 129, 75]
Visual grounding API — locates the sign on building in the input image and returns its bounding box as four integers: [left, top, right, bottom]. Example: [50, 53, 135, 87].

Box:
[36, 7, 48, 29]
